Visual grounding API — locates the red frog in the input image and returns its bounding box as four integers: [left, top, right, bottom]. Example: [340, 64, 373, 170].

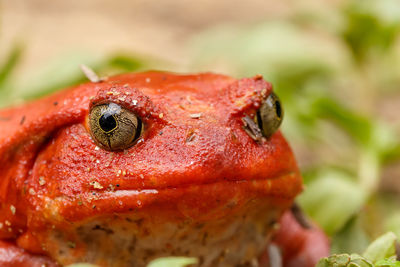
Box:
[0, 71, 329, 267]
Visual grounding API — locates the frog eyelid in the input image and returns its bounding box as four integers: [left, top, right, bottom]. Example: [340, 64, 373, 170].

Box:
[90, 86, 167, 124]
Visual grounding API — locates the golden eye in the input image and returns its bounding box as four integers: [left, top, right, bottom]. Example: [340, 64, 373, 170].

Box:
[89, 103, 142, 151]
[255, 92, 283, 138]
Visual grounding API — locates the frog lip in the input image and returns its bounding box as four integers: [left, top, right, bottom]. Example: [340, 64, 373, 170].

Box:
[46, 170, 302, 222]
[109, 170, 298, 193]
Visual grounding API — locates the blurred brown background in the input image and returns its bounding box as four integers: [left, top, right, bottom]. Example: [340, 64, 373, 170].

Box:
[2, 0, 342, 73]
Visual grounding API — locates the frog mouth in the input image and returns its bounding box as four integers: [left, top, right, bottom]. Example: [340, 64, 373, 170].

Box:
[45, 171, 302, 222]
[110, 170, 299, 196]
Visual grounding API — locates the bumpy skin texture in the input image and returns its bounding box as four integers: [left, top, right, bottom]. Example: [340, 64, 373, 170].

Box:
[0, 72, 328, 266]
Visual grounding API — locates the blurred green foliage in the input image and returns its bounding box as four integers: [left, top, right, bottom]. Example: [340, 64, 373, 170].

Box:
[0, 49, 157, 107]
[343, 0, 400, 63]
[1, 0, 400, 263]
[190, 0, 400, 256]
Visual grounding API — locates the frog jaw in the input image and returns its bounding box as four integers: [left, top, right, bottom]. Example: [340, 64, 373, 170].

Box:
[39, 170, 301, 222]
[28, 181, 296, 267]
[18, 168, 300, 266]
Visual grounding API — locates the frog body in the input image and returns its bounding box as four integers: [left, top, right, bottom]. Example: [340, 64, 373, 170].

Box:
[0, 72, 328, 266]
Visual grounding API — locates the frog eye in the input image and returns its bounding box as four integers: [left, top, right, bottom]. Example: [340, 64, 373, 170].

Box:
[255, 92, 283, 138]
[88, 103, 142, 151]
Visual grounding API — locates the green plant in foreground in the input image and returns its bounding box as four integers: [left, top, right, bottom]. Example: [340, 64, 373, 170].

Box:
[318, 232, 400, 267]
[147, 257, 198, 267]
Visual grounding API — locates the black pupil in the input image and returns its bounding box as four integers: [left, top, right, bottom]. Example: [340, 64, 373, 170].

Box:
[275, 100, 282, 119]
[256, 110, 263, 130]
[99, 113, 117, 132]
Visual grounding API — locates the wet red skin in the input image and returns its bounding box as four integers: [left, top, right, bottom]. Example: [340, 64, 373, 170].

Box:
[0, 71, 328, 266]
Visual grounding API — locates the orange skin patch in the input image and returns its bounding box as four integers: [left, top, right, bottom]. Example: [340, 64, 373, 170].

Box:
[0, 72, 327, 266]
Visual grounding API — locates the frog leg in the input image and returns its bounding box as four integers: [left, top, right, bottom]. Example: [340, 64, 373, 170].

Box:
[264, 207, 330, 267]
[0, 240, 59, 267]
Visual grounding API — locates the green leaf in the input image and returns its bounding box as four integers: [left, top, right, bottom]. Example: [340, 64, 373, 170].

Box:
[376, 259, 400, 267]
[190, 21, 345, 81]
[316, 253, 373, 267]
[10, 51, 151, 104]
[331, 216, 370, 254]
[106, 54, 147, 71]
[385, 213, 400, 240]
[312, 97, 373, 148]
[14, 51, 102, 101]
[342, 0, 400, 63]
[147, 257, 198, 267]
[311, 97, 399, 192]
[363, 232, 397, 263]
[298, 169, 367, 235]
[0, 43, 23, 89]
